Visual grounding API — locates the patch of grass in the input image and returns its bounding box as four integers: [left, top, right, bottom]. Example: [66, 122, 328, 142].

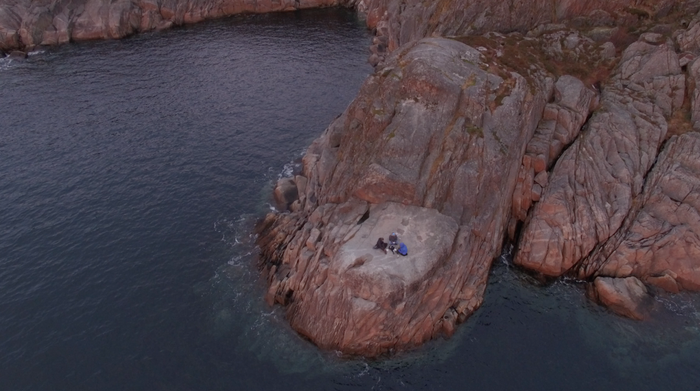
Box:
[454, 31, 618, 90]
[667, 108, 694, 137]
[626, 7, 651, 20]
[465, 124, 484, 138]
[463, 73, 477, 89]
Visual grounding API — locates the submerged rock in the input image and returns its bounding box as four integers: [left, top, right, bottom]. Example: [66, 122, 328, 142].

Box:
[588, 276, 653, 320]
[8, 50, 26, 59]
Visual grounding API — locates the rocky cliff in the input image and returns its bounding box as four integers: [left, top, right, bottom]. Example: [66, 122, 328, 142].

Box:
[257, 1, 700, 356]
[0, 0, 344, 50]
[258, 36, 550, 355]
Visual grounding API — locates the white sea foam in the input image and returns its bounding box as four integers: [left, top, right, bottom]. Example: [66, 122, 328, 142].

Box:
[279, 161, 295, 178]
[0, 57, 11, 71]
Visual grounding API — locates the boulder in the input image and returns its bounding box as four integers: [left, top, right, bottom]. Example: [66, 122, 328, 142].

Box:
[589, 276, 653, 320]
[273, 177, 298, 211]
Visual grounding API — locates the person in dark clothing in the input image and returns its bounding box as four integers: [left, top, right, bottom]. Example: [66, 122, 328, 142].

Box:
[373, 237, 388, 254]
[388, 232, 399, 254]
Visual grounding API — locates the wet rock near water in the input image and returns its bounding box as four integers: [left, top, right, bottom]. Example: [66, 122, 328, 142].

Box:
[588, 276, 654, 320]
[8, 49, 26, 59]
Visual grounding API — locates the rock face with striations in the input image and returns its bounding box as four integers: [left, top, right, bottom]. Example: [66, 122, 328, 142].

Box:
[511, 17, 700, 316]
[515, 35, 684, 277]
[360, 0, 677, 65]
[256, 37, 550, 356]
[581, 132, 700, 292]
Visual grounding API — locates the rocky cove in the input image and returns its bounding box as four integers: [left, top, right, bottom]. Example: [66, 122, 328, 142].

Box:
[6, 0, 700, 358]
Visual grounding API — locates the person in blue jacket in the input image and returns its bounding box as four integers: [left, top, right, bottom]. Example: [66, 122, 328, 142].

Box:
[398, 242, 408, 256]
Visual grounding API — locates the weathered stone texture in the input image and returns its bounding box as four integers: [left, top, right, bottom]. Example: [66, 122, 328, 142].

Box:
[588, 276, 653, 320]
[359, 0, 681, 66]
[581, 133, 700, 292]
[511, 75, 597, 224]
[257, 37, 549, 356]
[0, 0, 343, 50]
[515, 37, 684, 277]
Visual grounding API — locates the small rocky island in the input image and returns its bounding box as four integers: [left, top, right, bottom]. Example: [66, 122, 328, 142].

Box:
[6, 0, 700, 357]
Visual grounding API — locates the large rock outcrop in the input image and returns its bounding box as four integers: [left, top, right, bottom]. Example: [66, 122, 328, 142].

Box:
[515, 35, 684, 277]
[580, 132, 700, 291]
[256, 37, 550, 356]
[254, 4, 700, 354]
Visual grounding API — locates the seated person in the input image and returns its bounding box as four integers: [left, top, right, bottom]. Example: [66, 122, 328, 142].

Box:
[388, 232, 399, 254]
[373, 237, 388, 253]
[398, 242, 408, 256]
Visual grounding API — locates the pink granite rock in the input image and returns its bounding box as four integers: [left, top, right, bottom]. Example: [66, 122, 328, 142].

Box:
[515, 37, 683, 277]
[258, 37, 549, 356]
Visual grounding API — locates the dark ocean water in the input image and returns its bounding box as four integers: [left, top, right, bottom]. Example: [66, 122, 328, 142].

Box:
[1, 8, 700, 391]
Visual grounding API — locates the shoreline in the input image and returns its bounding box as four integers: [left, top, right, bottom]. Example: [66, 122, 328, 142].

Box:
[0, 0, 353, 53]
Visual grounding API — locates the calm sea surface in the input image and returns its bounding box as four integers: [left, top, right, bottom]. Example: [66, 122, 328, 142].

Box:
[1, 9, 700, 391]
